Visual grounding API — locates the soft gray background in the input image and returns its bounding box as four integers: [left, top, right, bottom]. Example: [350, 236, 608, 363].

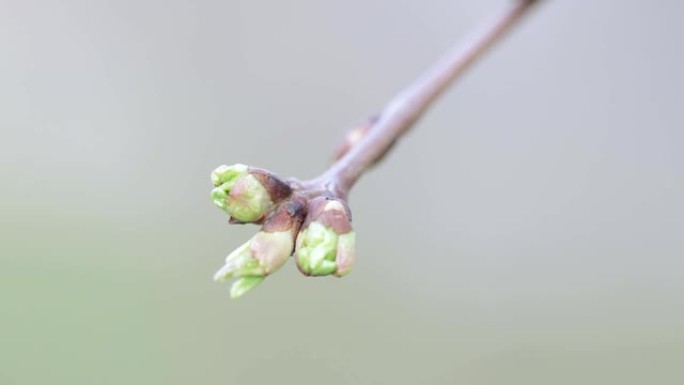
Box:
[1, 0, 682, 384]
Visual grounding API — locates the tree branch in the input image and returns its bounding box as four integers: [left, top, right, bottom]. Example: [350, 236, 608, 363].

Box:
[306, 0, 540, 198]
[210, 0, 542, 297]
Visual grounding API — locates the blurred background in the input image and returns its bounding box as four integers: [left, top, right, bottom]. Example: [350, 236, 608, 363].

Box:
[1, 0, 682, 384]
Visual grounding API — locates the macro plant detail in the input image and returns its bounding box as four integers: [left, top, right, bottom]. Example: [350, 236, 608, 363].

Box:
[210, 0, 541, 298]
[294, 197, 355, 277]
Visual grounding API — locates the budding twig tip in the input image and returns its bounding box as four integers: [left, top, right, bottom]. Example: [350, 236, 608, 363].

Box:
[208, 0, 540, 297]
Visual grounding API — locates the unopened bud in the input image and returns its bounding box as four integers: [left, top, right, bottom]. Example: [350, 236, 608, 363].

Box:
[211, 164, 248, 187]
[230, 276, 265, 299]
[295, 198, 356, 277]
[225, 174, 273, 222]
[214, 230, 293, 298]
[214, 197, 306, 298]
[333, 117, 375, 161]
[210, 164, 292, 223]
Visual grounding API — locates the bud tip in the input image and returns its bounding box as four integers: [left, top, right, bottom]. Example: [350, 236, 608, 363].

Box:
[230, 276, 265, 299]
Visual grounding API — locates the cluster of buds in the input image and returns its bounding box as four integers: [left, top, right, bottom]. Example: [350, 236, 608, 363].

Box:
[210, 164, 356, 298]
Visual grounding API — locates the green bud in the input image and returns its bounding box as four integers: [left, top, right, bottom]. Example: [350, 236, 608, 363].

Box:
[230, 276, 265, 299]
[210, 164, 250, 216]
[226, 174, 273, 222]
[211, 164, 248, 187]
[296, 222, 338, 276]
[213, 240, 263, 282]
[211, 187, 230, 213]
[295, 199, 356, 277]
[311, 259, 338, 276]
[210, 164, 283, 223]
[214, 230, 295, 298]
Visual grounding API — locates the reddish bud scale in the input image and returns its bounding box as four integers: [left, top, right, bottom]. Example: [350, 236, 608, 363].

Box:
[248, 168, 293, 203]
[303, 197, 353, 235]
[225, 169, 293, 225]
[262, 195, 307, 234]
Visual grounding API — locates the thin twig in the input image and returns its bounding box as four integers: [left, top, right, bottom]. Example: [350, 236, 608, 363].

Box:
[210, 0, 542, 296]
[307, 0, 540, 198]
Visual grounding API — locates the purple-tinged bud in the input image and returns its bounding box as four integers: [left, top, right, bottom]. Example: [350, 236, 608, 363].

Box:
[225, 174, 273, 222]
[210, 164, 293, 223]
[333, 117, 376, 161]
[214, 197, 306, 298]
[295, 198, 356, 277]
[213, 230, 294, 298]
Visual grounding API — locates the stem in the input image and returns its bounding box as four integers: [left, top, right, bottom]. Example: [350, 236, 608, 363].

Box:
[309, 0, 540, 197]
